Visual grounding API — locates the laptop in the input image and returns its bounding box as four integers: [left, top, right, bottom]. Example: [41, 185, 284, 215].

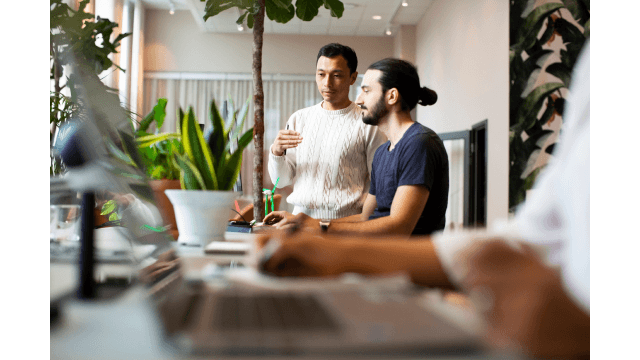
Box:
[51, 53, 483, 357]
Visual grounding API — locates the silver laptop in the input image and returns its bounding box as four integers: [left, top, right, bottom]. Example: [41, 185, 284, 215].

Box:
[52, 53, 482, 357]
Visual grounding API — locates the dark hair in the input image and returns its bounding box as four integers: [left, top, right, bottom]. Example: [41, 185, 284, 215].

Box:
[367, 58, 437, 111]
[316, 43, 358, 75]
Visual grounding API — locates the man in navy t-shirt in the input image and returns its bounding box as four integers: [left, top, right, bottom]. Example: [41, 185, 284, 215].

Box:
[369, 122, 448, 235]
[264, 58, 449, 236]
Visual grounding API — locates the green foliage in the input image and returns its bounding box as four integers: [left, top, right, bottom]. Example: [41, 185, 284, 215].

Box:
[509, 0, 589, 210]
[100, 200, 122, 224]
[134, 99, 183, 180]
[50, 0, 131, 175]
[201, 0, 344, 27]
[138, 97, 254, 191]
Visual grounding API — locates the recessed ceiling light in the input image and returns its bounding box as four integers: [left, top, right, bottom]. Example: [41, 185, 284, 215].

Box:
[372, 15, 382, 20]
[402, 1, 408, 7]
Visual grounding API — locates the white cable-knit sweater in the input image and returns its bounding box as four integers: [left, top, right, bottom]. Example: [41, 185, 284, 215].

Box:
[268, 102, 387, 219]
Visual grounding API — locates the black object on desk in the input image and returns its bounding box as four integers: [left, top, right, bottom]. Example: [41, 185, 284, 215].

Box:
[79, 192, 96, 300]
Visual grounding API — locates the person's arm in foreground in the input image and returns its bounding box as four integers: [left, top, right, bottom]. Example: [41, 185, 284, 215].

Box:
[258, 232, 453, 289]
[459, 240, 590, 360]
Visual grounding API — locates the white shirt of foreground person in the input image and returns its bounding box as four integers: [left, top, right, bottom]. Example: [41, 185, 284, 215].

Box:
[433, 40, 590, 313]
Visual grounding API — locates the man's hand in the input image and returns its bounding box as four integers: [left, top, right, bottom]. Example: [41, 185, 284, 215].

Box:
[264, 211, 319, 232]
[459, 240, 590, 360]
[272, 129, 302, 156]
[263, 211, 294, 225]
[258, 234, 348, 277]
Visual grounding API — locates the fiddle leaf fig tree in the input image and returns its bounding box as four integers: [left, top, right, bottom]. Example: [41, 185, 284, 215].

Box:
[201, 0, 345, 221]
[50, 0, 131, 175]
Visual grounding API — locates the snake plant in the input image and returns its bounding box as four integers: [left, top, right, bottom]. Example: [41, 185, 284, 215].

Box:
[137, 96, 253, 191]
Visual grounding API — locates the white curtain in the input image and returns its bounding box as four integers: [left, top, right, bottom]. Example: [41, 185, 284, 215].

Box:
[142, 72, 362, 205]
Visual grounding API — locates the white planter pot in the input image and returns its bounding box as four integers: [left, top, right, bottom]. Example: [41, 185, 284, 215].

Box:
[165, 190, 237, 246]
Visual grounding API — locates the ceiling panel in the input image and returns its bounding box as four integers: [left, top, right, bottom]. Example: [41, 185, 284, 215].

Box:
[145, 0, 432, 36]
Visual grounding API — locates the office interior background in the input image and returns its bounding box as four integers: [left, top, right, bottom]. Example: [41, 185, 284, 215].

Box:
[77, 0, 513, 228]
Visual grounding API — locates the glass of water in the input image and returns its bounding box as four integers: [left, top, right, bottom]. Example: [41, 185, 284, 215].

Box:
[50, 204, 81, 243]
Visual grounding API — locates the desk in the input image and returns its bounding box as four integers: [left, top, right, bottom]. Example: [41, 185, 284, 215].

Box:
[51, 244, 487, 360]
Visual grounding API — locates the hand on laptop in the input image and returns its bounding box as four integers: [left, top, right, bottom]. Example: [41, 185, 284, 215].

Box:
[459, 240, 590, 360]
[258, 233, 347, 277]
[264, 211, 319, 232]
[139, 249, 180, 284]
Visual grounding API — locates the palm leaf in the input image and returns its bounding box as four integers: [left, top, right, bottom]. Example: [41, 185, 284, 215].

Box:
[182, 107, 218, 190]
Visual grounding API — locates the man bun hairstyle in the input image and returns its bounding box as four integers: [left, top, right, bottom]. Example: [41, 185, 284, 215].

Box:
[317, 43, 358, 75]
[367, 58, 437, 111]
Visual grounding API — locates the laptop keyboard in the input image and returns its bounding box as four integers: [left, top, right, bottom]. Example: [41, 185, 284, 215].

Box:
[211, 293, 340, 333]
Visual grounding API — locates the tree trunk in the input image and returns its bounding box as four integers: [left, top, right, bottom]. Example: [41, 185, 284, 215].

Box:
[252, 0, 266, 222]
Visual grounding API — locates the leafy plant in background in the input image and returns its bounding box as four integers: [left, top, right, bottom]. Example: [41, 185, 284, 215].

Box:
[138, 97, 253, 191]
[50, 0, 130, 175]
[134, 98, 185, 180]
[201, 0, 345, 221]
[509, 0, 589, 210]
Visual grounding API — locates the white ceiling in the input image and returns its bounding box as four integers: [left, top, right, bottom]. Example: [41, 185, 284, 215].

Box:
[142, 0, 432, 36]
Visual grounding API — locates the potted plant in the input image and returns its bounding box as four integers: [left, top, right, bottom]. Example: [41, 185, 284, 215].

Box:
[140, 97, 253, 246]
[134, 98, 183, 239]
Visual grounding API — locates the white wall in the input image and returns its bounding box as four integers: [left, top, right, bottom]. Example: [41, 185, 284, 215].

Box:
[143, 10, 395, 75]
[414, 0, 510, 224]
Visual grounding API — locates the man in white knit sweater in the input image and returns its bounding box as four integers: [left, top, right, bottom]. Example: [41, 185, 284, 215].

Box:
[268, 43, 387, 220]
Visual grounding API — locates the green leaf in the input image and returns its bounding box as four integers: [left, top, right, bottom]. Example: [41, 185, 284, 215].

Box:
[207, 99, 227, 166]
[561, 0, 589, 26]
[295, 0, 323, 21]
[546, 62, 572, 87]
[138, 107, 155, 132]
[109, 213, 121, 221]
[174, 151, 206, 190]
[183, 107, 218, 190]
[218, 146, 245, 190]
[515, 82, 564, 133]
[554, 18, 584, 44]
[177, 107, 185, 134]
[136, 133, 181, 148]
[266, 0, 296, 23]
[513, 2, 564, 52]
[323, 0, 344, 18]
[271, 0, 293, 9]
[231, 97, 251, 140]
[247, 12, 254, 28]
[101, 200, 116, 215]
[545, 143, 556, 155]
[236, 11, 248, 25]
[584, 19, 590, 39]
[153, 98, 168, 129]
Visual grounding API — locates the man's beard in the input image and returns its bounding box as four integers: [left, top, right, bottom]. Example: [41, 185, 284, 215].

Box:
[362, 95, 388, 126]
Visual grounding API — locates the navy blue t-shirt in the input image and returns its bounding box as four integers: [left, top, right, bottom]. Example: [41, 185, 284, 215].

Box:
[369, 122, 449, 235]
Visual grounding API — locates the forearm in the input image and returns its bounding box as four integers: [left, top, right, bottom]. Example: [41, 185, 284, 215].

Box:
[339, 237, 454, 289]
[329, 215, 413, 236]
[332, 213, 365, 223]
[268, 146, 295, 187]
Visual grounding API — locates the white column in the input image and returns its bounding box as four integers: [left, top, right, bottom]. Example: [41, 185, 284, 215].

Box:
[130, 0, 145, 116]
[119, 0, 134, 107]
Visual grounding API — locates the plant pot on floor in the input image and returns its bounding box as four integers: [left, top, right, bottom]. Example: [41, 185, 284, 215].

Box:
[165, 190, 237, 247]
[150, 179, 181, 240]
